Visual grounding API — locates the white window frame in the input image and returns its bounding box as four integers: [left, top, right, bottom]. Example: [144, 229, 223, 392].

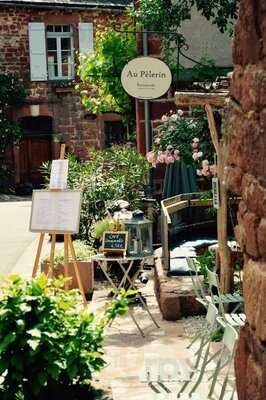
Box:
[47, 25, 74, 80]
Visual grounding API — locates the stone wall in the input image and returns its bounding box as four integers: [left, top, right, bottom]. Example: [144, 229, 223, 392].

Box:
[227, 1, 266, 399]
[0, 5, 125, 163]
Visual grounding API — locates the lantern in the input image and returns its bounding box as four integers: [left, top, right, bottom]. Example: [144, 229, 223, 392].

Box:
[122, 210, 153, 257]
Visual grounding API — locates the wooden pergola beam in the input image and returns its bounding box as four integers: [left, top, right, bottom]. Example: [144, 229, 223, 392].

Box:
[174, 90, 232, 293]
[175, 91, 229, 107]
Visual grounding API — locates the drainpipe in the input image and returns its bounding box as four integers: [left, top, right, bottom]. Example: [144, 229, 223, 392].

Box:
[143, 29, 153, 196]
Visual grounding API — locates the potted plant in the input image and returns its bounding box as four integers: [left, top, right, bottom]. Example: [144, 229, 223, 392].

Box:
[41, 240, 94, 299]
[0, 274, 131, 399]
[94, 218, 125, 248]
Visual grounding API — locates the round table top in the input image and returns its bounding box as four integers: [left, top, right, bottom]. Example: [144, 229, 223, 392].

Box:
[91, 253, 154, 262]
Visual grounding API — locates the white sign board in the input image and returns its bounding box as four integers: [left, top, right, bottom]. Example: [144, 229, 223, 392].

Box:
[49, 160, 68, 190]
[30, 190, 82, 233]
[121, 56, 172, 100]
[212, 177, 220, 209]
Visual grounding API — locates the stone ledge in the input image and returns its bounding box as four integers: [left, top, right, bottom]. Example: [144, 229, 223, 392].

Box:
[154, 257, 205, 321]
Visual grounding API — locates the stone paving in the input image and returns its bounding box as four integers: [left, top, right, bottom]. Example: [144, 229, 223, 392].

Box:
[90, 275, 237, 400]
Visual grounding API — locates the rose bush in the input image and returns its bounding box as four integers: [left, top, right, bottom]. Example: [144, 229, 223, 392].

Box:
[146, 109, 216, 177]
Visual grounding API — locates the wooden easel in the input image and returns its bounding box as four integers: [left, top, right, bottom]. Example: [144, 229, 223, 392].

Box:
[31, 144, 86, 305]
[175, 91, 232, 293]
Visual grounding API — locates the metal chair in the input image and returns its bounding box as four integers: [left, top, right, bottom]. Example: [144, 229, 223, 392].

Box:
[206, 266, 245, 329]
[179, 303, 219, 396]
[178, 324, 239, 400]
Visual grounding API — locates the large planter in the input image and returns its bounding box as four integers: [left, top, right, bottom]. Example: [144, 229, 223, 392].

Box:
[41, 261, 94, 299]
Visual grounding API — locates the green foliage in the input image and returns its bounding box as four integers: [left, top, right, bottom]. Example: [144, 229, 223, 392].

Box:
[129, 0, 239, 72]
[131, 0, 239, 34]
[41, 240, 93, 265]
[0, 74, 26, 155]
[191, 56, 219, 82]
[78, 24, 137, 120]
[94, 219, 125, 240]
[41, 147, 149, 243]
[196, 250, 216, 283]
[210, 328, 224, 342]
[0, 274, 131, 399]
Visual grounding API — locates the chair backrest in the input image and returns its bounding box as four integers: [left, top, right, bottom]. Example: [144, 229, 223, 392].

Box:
[206, 266, 225, 315]
[223, 324, 239, 354]
[186, 257, 206, 300]
[206, 302, 219, 328]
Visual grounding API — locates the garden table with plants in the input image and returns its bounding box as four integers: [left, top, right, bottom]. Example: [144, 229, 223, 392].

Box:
[92, 253, 160, 337]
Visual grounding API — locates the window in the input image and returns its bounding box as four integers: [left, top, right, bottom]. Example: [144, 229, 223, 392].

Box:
[29, 22, 93, 82]
[47, 25, 74, 80]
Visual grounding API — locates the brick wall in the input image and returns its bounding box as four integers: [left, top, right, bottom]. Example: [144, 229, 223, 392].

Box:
[227, 1, 266, 399]
[0, 5, 125, 163]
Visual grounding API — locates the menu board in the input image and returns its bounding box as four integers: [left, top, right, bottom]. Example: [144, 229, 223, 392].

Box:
[103, 231, 128, 253]
[49, 160, 69, 190]
[30, 190, 82, 233]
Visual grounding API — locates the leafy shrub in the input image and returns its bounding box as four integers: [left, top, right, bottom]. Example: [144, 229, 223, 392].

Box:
[195, 250, 216, 283]
[41, 240, 93, 265]
[41, 146, 149, 243]
[78, 24, 136, 122]
[0, 274, 131, 400]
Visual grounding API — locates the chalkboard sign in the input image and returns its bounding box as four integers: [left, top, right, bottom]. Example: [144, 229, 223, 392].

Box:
[102, 231, 128, 253]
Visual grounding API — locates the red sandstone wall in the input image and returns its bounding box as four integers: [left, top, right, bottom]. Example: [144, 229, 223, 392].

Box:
[227, 1, 266, 399]
[0, 5, 125, 160]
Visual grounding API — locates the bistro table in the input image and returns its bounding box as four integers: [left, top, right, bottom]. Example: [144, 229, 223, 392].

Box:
[91, 253, 160, 337]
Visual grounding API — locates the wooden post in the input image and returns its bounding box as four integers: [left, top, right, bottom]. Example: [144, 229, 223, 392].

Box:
[67, 234, 86, 305]
[174, 92, 233, 293]
[32, 232, 45, 278]
[206, 104, 232, 293]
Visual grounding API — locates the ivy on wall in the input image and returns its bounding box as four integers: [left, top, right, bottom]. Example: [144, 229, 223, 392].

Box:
[0, 74, 26, 155]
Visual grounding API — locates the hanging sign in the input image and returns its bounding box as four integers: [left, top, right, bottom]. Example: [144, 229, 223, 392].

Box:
[212, 177, 220, 209]
[121, 56, 172, 100]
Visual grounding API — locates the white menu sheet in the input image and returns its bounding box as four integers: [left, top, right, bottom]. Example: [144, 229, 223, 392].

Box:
[30, 190, 82, 233]
[49, 160, 69, 190]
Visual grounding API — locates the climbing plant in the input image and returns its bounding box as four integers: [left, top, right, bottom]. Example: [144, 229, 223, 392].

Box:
[78, 24, 137, 124]
[0, 74, 26, 155]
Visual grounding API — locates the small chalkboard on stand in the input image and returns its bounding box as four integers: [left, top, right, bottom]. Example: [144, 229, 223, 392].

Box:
[102, 231, 128, 257]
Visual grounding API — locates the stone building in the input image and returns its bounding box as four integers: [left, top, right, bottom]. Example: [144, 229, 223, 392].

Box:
[227, 0, 266, 399]
[0, 0, 130, 187]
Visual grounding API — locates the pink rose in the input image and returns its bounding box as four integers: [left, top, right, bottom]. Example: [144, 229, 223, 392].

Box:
[192, 142, 199, 149]
[170, 114, 179, 121]
[177, 109, 184, 116]
[192, 152, 203, 161]
[197, 169, 203, 176]
[146, 151, 156, 163]
[161, 115, 168, 122]
[165, 154, 175, 164]
[202, 159, 209, 167]
[209, 164, 217, 175]
[157, 151, 166, 163]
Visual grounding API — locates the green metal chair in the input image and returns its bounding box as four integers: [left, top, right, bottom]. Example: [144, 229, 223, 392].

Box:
[178, 324, 239, 400]
[206, 266, 245, 329]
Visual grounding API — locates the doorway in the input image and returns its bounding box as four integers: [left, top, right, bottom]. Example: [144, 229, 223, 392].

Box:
[19, 116, 53, 188]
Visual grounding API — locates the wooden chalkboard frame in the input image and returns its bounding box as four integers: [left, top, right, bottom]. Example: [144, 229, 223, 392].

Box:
[102, 231, 128, 254]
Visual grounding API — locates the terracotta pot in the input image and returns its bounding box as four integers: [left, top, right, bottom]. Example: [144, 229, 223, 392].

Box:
[41, 261, 94, 297]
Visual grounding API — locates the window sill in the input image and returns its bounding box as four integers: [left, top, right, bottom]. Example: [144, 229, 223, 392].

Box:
[54, 86, 76, 93]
